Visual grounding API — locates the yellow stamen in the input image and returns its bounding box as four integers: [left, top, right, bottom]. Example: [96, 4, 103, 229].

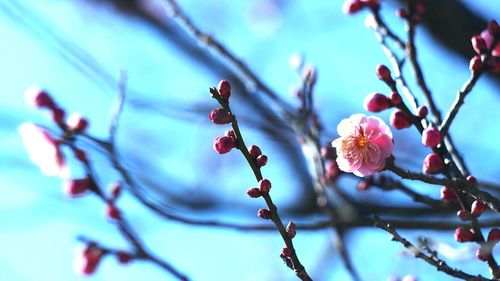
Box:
[357, 136, 369, 148]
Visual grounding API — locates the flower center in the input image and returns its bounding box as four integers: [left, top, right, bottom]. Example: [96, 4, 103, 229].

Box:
[357, 136, 369, 148]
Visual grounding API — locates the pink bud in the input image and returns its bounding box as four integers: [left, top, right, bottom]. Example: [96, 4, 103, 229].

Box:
[248, 145, 262, 158]
[281, 247, 293, 257]
[466, 175, 477, 184]
[364, 93, 392, 112]
[209, 108, 233, 124]
[25, 86, 55, 109]
[457, 210, 472, 221]
[109, 181, 122, 200]
[476, 245, 492, 261]
[487, 20, 500, 37]
[256, 154, 268, 167]
[213, 136, 235, 154]
[469, 55, 483, 73]
[117, 251, 133, 264]
[64, 178, 91, 197]
[218, 80, 231, 100]
[422, 153, 443, 174]
[246, 188, 262, 198]
[421, 126, 441, 148]
[342, 0, 364, 14]
[257, 208, 271, 219]
[51, 107, 66, 125]
[74, 244, 102, 276]
[286, 222, 297, 239]
[390, 92, 402, 106]
[258, 179, 272, 193]
[454, 226, 475, 243]
[471, 200, 487, 216]
[390, 109, 412, 129]
[472, 35, 487, 54]
[376, 64, 393, 83]
[321, 145, 337, 160]
[417, 106, 428, 119]
[487, 228, 500, 243]
[67, 113, 89, 133]
[440, 186, 456, 202]
[106, 203, 121, 220]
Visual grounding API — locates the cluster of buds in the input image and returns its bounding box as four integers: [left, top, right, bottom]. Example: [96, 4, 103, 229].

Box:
[396, 2, 426, 24]
[321, 145, 340, 182]
[210, 81, 239, 155]
[342, 0, 380, 15]
[457, 200, 487, 221]
[476, 228, 500, 261]
[213, 130, 238, 154]
[469, 20, 500, 73]
[248, 144, 268, 167]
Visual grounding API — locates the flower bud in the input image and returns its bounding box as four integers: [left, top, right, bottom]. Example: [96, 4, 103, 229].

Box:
[51, 107, 66, 125]
[390, 92, 402, 106]
[471, 200, 487, 216]
[376, 64, 393, 83]
[457, 210, 472, 221]
[487, 228, 500, 243]
[25, 86, 55, 109]
[106, 203, 121, 220]
[390, 109, 412, 129]
[469, 55, 483, 73]
[342, 0, 364, 15]
[423, 153, 444, 174]
[476, 245, 492, 261]
[286, 221, 297, 239]
[440, 186, 456, 202]
[248, 145, 262, 158]
[281, 247, 293, 257]
[256, 155, 268, 167]
[109, 181, 122, 200]
[472, 35, 487, 54]
[213, 136, 235, 154]
[209, 108, 233, 124]
[64, 178, 91, 197]
[74, 244, 103, 276]
[487, 20, 500, 37]
[417, 105, 428, 119]
[396, 8, 408, 19]
[117, 251, 133, 264]
[246, 188, 262, 198]
[466, 175, 477, 184]
[421, 126, 441, 148]
[258, 179, 272, 193]
[218, 80, 231, 100]
[364, 93, 391, 112]
[67, 113, 89, 133]
[257, 208, 271, 219]
[454, 226, 475, 242]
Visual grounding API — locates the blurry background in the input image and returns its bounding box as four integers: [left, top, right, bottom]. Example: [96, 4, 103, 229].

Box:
[0, 0, 499, 280]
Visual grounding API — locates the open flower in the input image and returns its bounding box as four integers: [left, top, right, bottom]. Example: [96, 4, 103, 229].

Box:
[332, 114, 393, 177]
[18, 123, 66, 176]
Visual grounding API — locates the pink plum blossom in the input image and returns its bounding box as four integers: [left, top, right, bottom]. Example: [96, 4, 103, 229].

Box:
[332, 114, 393, 177]
[18, 123, 66, 177]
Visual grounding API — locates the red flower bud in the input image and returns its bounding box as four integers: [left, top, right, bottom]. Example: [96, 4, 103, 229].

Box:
[248, 145, 262, 158]
[487, 228, 500, 243]
[256, 154, 268, 167]
[487, 20, 500, 37]
[218, 80, 231, 100]
[25, 86, 55, 109]
[258, 179, 272, 193]
[106, 203, 121, 220]
[390, 92, 402, 106]
[476, 245, 492, 261]
[213, 136, 235, 154]
[466, 175, 477, 184]
[67, 113, 89, 133]
[422, 126, 441, 148]
[469, 55, 483, 73]
[342, 0, 364, 15]
[286, 221, 297, 239]
[472, 35, 487, 54]
[417, 105, 428, 119]
[257, 208, 271, 219]
[51, 107, 65, 125]
[246, 188, 262, 198]
[440, 186, 456, 202]
[209, 108, 233, 124]
[64, 178, 91, 197]
[281, 247, 293, 257]
[390, 109, 412, 129]
[422, 153, 443, 174]
[471, 200, 487, 216]
[454, 226, 475, 243]
[109, 181, 122, 200]
[376, 64, 393, 83]
[117, 251, 133, 264]
[457, 210, 472, 221]
[364, 93, 391, 112]
[74, 244, 103, 276]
